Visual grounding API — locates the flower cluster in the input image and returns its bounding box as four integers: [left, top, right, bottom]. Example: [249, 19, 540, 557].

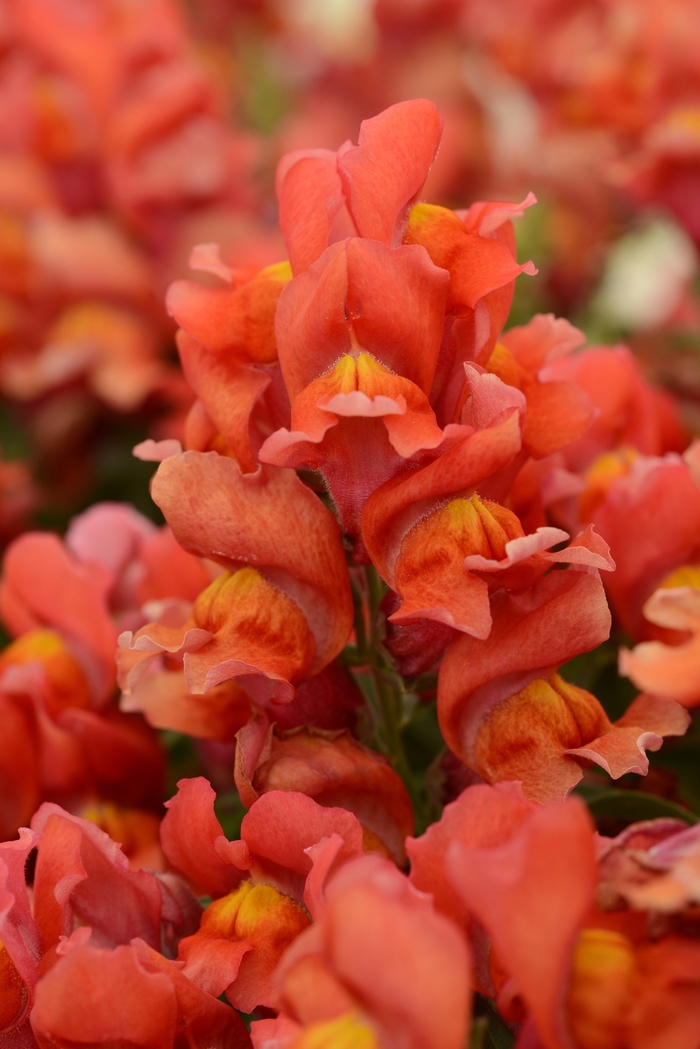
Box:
[0, 94, 699, 1049]
[0, 0, 265, 512]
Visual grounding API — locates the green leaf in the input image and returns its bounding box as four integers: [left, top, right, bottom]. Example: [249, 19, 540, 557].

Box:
[649, 707, 700, 814]
[469, 1017, 488, 1049]
[472, 996, 516, 1049]
[214, 790, 247, 841]
[574, 780, 613, 801]
[483, 1002, 516, 1049]
[586, 790, 698, 827]
[160, 731, 204, 799]
[402, 701, 444, 773]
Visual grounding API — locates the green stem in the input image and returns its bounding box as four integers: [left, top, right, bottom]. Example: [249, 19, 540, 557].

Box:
[362, 565, 421, 808]
[343, 565, 438, 827]
[350, 571, 368, 658]
[371, 665, 405, 766]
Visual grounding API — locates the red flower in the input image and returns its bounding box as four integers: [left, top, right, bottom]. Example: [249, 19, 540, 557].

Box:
[436, 556, 687, 800]
[408, 781, 536, 944]
[259, 236, 450, 539]
[483, 314, 593, 460]
[167, 257, 292, 474]
[234, 716, 414, 863]
[448, 792, 597, 1049]
[549, 347, 687, 475]
[0, 533, 118, 703]
[118, 452, 353, 708]
[276, 99, 443, 273]
[620, 586, 700, 706]
[440, 784, 700, 1048]
[0, 803, 204, 1047]
[591, 454, 700, 638]
[256, 100, 535, 545]
[160, 778, 366, 1012]
[254, 855, 470, 1049]
[363, 402, 611, 643]
[32, 938, 251, 1049]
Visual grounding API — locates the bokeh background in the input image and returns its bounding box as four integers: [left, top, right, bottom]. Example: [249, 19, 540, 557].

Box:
[1, 0, 699, 536]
